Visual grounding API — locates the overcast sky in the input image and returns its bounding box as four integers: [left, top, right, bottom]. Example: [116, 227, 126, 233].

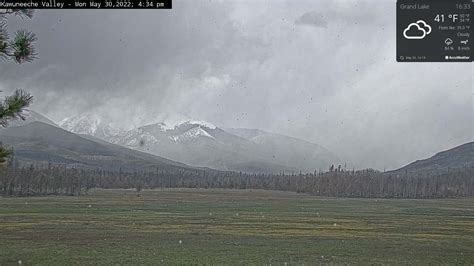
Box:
[0, 0, 472, 170]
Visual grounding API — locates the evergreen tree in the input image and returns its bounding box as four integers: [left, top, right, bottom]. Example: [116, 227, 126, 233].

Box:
[0, 9, 36, 164]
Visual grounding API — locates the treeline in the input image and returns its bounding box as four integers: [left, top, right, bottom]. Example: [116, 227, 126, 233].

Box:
[1, 163, 472, 198]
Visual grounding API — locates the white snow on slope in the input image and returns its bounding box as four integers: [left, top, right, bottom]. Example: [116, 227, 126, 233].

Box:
[59, 113, 125, 139]
[159, 120, 216, 131]
[59, 113, 102, 135]
[169, 126, 217, 142]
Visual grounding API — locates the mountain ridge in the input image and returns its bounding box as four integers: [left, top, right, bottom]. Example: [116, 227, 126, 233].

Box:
[388, 142, 473, 175]
[1, 111, 472, 176]
[0, 121, 214, 173]
[8, 110, 57, 128]
[59, 113, 341, 173]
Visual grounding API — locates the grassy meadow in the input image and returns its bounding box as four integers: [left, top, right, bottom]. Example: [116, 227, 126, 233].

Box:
[0, 189, 473, 264]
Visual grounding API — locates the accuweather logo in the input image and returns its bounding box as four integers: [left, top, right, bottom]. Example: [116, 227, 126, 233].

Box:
[403, 20, 432, 40]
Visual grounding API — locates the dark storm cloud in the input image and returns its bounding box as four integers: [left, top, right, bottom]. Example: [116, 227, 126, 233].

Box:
[0, 1, 269, 119]
[0, 0, 471, 170]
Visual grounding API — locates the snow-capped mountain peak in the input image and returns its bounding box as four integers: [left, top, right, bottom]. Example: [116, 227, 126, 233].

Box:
[185, 120, 216, 130]
[169, 126, 217, 142]
[60, 113, 102, 136]
[59, 113, 125, 140]
[16, 111, 340, 174]
[156, 120, 217, 131]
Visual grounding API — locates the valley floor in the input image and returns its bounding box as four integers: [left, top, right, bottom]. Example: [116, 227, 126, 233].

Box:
[0, 189, 473, 264]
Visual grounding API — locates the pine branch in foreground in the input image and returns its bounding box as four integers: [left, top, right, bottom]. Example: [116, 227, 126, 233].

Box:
[0, 145, 10, 164]
[0, 89, 33, 127]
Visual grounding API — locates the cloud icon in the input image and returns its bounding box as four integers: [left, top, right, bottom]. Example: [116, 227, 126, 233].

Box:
[403, 20, 431, 40]
[416, 20, 431, 35]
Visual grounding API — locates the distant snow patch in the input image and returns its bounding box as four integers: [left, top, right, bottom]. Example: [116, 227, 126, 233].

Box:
[169, 127, 216, 142]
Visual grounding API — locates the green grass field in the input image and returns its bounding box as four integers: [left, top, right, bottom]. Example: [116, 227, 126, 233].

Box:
[0, 189, 473, 265]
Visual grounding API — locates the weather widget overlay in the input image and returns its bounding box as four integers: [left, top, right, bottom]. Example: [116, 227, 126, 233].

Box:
[397, 0, 472, 62]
